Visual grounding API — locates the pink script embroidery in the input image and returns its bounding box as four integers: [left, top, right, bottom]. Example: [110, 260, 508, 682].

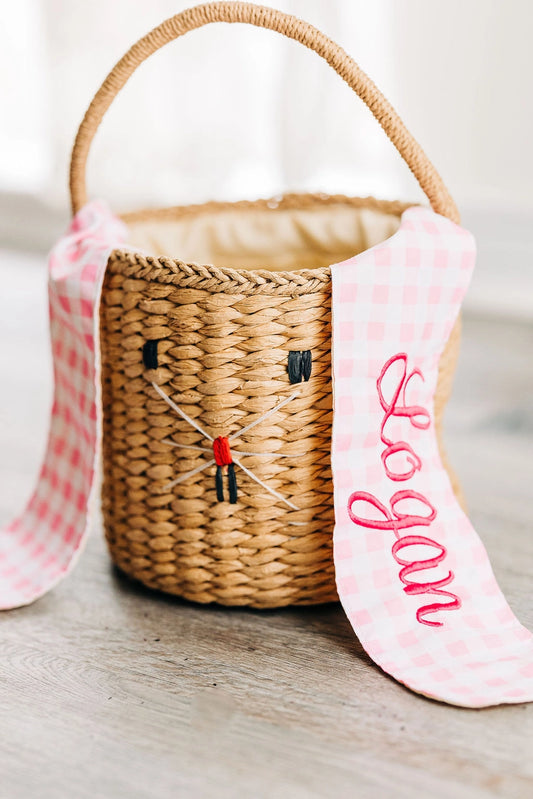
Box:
[347, 353, 462, 627]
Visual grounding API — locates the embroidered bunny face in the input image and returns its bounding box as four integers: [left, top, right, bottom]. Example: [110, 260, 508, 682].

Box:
[132, 285, 332, 520]
[144, 341, 313, 508]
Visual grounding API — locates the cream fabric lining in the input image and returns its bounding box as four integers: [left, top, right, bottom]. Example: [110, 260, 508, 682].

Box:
[126, 204, 403, 271]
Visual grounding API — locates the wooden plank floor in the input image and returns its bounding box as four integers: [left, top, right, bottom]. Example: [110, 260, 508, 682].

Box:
[1, 253, 532, 798]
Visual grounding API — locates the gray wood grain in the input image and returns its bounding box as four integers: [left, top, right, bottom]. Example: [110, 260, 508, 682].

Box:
[0, 253, 532, 799]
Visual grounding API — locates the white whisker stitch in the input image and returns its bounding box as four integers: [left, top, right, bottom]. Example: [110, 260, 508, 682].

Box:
[155, 384, 301, 508]
[152, 382, 213, 441]
[232, 456, 300, 511]
[229, 392, 300, 440]
[162, 439, 212, 453]
[163, 459, 216, 491]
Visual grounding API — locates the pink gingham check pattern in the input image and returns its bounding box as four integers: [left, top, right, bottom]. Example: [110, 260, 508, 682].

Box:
[331, 206, 533, 707]
[0, 201, 126, 608]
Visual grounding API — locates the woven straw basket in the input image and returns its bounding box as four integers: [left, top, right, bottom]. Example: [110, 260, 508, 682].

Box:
[70, 2, 462, 609]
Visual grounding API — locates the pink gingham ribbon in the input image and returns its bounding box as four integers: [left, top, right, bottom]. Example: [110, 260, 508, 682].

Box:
[331, 206, 533, 706]
[0, 202, 126, 608]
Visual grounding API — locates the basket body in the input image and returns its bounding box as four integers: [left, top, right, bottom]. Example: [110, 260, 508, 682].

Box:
[100, 194, 461, 608]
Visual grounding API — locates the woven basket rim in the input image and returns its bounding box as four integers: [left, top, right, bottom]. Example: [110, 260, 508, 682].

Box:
[111, 193, 415, 295]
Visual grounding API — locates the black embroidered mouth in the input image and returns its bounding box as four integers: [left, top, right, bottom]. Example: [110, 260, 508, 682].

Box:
[215, 463, 238, 504]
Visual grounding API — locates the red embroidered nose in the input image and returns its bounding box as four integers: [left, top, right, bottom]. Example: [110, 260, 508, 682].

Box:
[212, 437, 237, 504]
[213, 436, 233, 466]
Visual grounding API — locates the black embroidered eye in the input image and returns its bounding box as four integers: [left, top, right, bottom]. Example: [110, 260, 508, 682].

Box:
[288, 350, 312, 384]
[143, 340, 159, 369]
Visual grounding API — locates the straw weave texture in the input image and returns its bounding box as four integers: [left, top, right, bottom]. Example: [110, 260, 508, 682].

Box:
[100, 194, 461, 608]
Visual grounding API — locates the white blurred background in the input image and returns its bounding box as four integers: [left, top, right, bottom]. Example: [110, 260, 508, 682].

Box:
[1, 0, 532, 317]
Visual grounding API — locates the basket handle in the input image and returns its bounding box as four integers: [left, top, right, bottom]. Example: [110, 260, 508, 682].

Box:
[69, 1, 459, 223]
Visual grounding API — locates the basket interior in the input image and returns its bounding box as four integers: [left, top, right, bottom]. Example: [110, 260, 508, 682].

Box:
[123, 197, 403, 272]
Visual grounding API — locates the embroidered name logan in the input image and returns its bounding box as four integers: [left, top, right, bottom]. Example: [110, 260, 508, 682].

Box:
[347, 353, 461, 627]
